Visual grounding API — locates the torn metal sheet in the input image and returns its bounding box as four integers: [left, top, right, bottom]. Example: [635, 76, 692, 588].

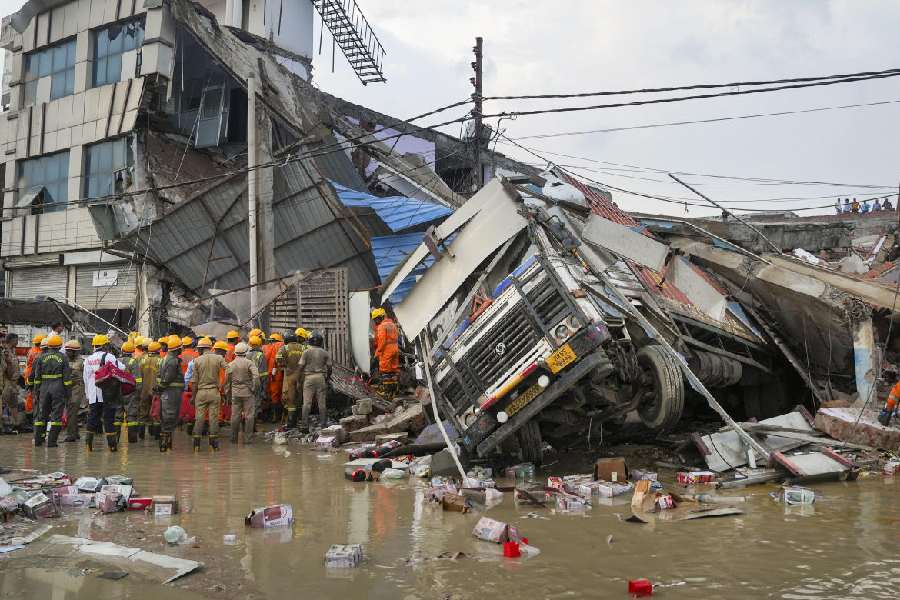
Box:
[391, 180, 528, 338]
[581, 213, 668, 272]
[47, 535, 202, 584]
[696, 411, 816, 472]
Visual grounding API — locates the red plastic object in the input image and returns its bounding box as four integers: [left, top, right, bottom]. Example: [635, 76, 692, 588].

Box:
[521, 537, 529, 545]
[628, 579, 653, 597]
[127, 497, 153, 511]
[502, 541, 521, 558]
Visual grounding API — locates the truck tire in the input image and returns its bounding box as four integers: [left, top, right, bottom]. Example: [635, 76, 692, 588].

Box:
[635, 345, 684, 431]
[517, 420, 544, 466]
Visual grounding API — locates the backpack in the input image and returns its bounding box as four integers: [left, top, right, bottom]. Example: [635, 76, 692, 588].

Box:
[95, 353, 137, 396]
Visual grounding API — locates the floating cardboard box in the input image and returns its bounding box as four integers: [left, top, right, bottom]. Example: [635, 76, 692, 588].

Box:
[245, 504, 294, 529]
[594, 458, 628, 482]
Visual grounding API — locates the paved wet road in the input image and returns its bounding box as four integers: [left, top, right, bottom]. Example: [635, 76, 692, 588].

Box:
[1, 431, 899, 599]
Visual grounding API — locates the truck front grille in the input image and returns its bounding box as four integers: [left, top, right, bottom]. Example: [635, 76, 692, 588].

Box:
[468, 303, 541, 386]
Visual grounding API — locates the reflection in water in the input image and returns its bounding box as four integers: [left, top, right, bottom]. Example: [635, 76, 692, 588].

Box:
[1, 437, 899, 599]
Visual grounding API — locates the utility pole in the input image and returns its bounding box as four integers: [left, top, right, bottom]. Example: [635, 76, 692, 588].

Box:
[470, 36, 483, 191]
[247, 74, 259, 326]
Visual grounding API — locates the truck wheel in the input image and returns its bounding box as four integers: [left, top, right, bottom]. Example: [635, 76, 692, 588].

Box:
[517, 421, 544, 466]
[635, 345, 684, 431]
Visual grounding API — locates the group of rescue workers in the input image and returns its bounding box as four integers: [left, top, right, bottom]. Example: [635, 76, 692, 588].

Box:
[0, 307, 401, 453]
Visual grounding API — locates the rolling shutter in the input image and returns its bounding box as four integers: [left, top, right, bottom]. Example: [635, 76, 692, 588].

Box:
[7, 266, 68, 301]
[74, 264, 137, 310]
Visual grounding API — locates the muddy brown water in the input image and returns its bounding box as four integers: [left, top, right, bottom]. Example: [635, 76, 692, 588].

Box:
[1, 432, 899, 600]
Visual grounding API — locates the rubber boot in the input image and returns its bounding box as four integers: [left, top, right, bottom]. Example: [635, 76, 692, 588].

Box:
[201, 421, 209, 437]
[151, 424, 161, 440]
[34, 425, 45, 447]
[159, 432, 169, 453]
[193, 436, 201, 452]
[47, 425, 61, 448]
[127, 427, 139, 444]
[85, 432, 94, 452]
[167, 431, 174, 451]
[286, 408, 299, 431]
[106, 432, 118, 453]
[186, 421, 194, 437]
[231, 428, 239, 444]
[138, 424, 146, 440]
[209, 435, 219, 451]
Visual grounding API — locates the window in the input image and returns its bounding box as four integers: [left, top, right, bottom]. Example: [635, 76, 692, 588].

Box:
[84, 137, 133, 199]
[23, 39, 76, 105]
[19, 151, 70, 213]
[92, 19, 145, 88]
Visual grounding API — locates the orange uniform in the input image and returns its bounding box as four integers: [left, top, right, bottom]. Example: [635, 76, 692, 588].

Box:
[225, 343, 237, 364]
[264, 341, 284, 405]
[23, 345, 41, 413]
[374, 318, 400, 373]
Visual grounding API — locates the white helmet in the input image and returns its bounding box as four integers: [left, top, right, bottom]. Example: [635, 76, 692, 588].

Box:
[234, 342, 249, 355]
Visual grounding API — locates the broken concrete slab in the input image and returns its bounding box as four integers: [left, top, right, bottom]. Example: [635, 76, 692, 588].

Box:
[814, 407, 900, 450]
[772, 449, 857, 481]
[348, 404, 426, 442]
[339, 415, 369, 433]
[47, 535, 202, 584]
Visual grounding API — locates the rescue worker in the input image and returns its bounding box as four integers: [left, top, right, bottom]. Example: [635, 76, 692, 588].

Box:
[32, 335, 71, 447]
[62, 340, 85, 442]
[264, 333, 285, 422]
[141, 341, 163, 439]
[299, 332, 332, 430]
[246, 335, 268, 425]
[372, 307, 400, 400]
[23, 335, 44, 420]
[1, 334, 22, 433]
[133, 336, 146, 361]
[120, 341, 143, 444]
[179, 336, 199, 435]
[155, 335, 184, 452]
[30, 337, 50, 420]
[879, 379, 900, 426]
[225, 342, 260, 444]
[157, 336, 168, 360]
[83, 335, 125, 452]
[191, 338, 227, 451]
[225, 330, 241, 363]
[275, 330, 307, 430]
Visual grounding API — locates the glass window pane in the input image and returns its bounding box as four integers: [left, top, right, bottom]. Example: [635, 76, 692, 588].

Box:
[108, 26, 124, 53]
[107, 54, 121, 84]
[25, 55, 35, 80]
[99, 144, 113, 171]
[58, 153, 69, 180]
[38, 50, 51, 77]
[93, 57, 107, 86]
[66, 41, 76, 67]
[96, 30, 108, 59]
[45, 155, 60, 180]
[50, 73, 64, 99]
[24, 80, 37, 104]
[52, 45, 66, 72]
[201, 87, 222, 118]
[112, 139, 125, 169]
[65, 68, 74, 95]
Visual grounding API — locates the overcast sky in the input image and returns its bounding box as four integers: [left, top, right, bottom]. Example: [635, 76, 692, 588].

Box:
[3, 0, 900, 217]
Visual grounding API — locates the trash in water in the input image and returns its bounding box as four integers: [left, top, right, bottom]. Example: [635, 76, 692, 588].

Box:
[223, 534, 237, 545]
[163, 526, 190, 545]
[676, 471, 716, 486]
[883, 460, 900, 475]
[152, 496, 178, 517]
[472, 516, 520, 544]
[245, 504, 294, 528]
[75, 477, 104, 493]
[628, 578, 653, 597]
[380, 468, 407, 480]
[325, 544, 363, 568]
[127, 497, 153, 511]
[502, 541, 520, 558]
[771, 486, 816, 505]
[441, 493, 470, 513]
[104, 475, 134, 486]
[97, 570, 129, 580]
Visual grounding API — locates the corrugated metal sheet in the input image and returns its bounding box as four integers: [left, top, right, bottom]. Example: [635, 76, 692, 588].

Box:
[333, 182, 453, 232]
[311, 134, 368, 192]
[7, 266, 68, 301]
[123, 160, 379, 295]
[371, 232, 427, 303]
[561, 172, 640, 228]
[74, 264, 137, 310]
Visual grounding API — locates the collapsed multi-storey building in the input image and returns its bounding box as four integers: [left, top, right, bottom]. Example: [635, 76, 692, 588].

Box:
[0, 0, 539, 338]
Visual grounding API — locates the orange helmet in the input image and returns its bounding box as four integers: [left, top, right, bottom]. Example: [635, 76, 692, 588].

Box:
[47, 335, 63, 348]
[268, 332, 283, 342]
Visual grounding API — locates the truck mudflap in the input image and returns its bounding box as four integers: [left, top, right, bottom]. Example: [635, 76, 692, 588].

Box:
[473, 352, 608, 458]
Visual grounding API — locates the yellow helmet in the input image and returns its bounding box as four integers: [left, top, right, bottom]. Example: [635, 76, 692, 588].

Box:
[32, 334, 45, 345]
[148, 341, 162, 353]
[64, 339, 81, 351]
[197, 337, 213, 349]
[213, 340, 229, 351]
[295, 327, 310, 340]
[129, 331, 140, 341]
[371, 307, 386, 320]
[166, 334, 183, 350]
[136, 336, 148, 348]
[47, 335, 63, 348]
[92, 334, 110, 347]
[269, 333, 284, 342]
[226, 330, 240, 341]
[249, 328, 263, 338]
[157, 336, 168, 346]
[182, 336, 194, 347]
[249, 335, 263, 347]
[121, 341, 135, 353]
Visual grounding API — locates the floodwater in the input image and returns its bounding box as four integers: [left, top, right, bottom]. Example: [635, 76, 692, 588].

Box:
[1, 432, 899, 600]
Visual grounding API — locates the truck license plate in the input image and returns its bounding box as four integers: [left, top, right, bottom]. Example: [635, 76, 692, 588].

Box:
[505, 383, 543, 417]
[546, 344, 577, 374]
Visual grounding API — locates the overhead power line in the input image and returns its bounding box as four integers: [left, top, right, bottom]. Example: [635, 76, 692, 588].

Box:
[481, 72, 900, 120]
[511, 98, 900, 140]
[484, 66, 900, 101]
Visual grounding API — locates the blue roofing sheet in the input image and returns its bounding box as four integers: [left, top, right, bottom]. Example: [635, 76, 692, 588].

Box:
[371, 232, 430, 304]
[332, 181, 453, 233]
